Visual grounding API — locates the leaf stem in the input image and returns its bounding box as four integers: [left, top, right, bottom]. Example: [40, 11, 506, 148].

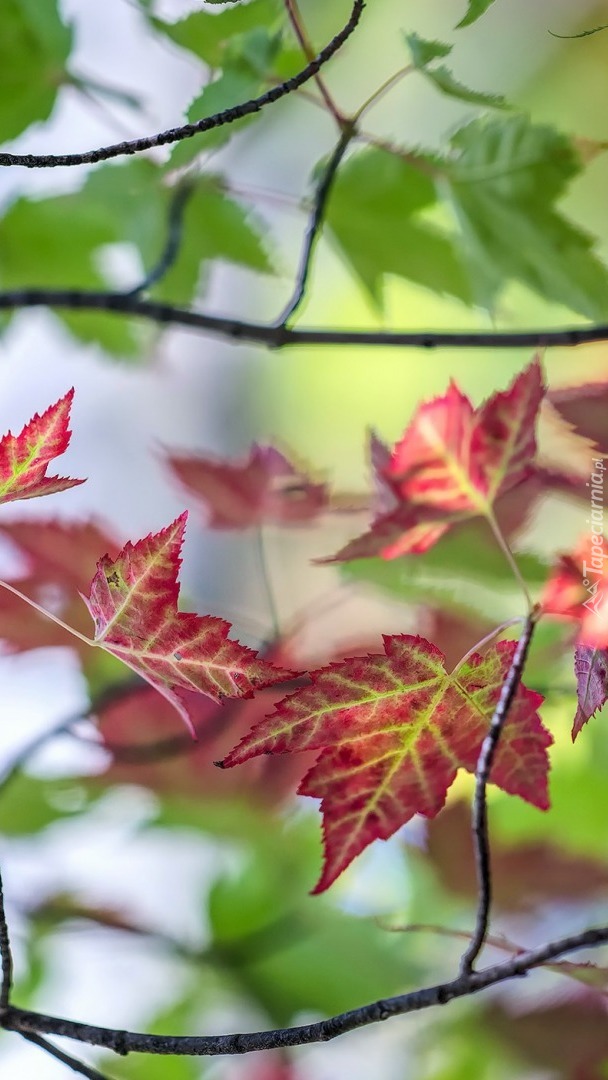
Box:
[0, 579, 94, 648]
[453, 617, 523, 672]
[352, 64, 415, 121]
[255, 527, 281, 643]
[486, 512, 533, 612]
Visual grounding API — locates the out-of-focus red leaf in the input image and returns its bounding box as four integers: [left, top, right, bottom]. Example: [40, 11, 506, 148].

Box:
[423, 799, 608, 910]
[166, 443, 328, 529]
[221, 636, 550, 893]
[242, 1057, 297, 1080]
[96, 677, 311, 809]
[485, 997, 608, 1078]
[326, 359, 544, 561]
[0, 518, 121, 655]
[0, 389, 84, 505]
[542, 532, 608, 649]
[84, 513, 293, 734]
[549, 381, 608, 456]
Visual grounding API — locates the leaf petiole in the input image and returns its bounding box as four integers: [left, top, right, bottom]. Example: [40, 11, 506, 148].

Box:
[0, 578, 95, 649]
[453, 617, 523, 672]
[486, 511, 534, 612]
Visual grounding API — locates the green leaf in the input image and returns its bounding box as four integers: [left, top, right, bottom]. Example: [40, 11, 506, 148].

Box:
[208, 831, 412, 1025]
[443, 115, 608, 318]
[167, 26, 284, 167]
[0, 193, 139, 355]
[405, 33, 507, 109]
[238, 907, 412, 1025]
[326, 147, 473, 305]
[0, 0, 72, 144]
[457, 0, 497, 28]
[420, 68, 507, 109]
[0, 159, 273, 352]
[168, 67, 265, 168]
[406, 33, 453, 66]
[0, 775, 100, 836]
[151, 0, 282, 69]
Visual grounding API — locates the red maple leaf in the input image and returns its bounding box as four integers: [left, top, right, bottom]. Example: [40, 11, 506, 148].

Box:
[221, 635, 551, 892]
[326, 359, 544, 561]
[84, 513, 292, 734]
[166, 443, 328, 529]
[0, 389, 84, 505]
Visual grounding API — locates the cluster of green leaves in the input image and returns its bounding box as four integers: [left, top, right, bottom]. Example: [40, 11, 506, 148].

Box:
[1, 0, 607, 359]
[1, 1, 608, 1079]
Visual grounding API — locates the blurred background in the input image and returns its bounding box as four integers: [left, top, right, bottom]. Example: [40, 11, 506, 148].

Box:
[0, 0, 607, 1076]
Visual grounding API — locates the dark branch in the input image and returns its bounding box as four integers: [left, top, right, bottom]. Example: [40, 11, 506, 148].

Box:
[0, 289, 607, 349]
[126, 182, 194, 296]
[275, 125, 354, 325]
[0, 2, 364, 169]
[0, 869, 13, 1011]
[20, 1032, 115, 1080]
[3, 925, 608, 1056]
[459, 610, 539, 976]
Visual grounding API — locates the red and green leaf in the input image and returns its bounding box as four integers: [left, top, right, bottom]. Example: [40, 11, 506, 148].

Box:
[84, 513, 292, 734]
[0, 389, 84, 505]
[221, 634, 551, 892]
[326, 359, 544, 561]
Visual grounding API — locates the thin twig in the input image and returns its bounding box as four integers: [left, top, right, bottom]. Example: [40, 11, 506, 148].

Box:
[2, 924, 608, 1055]
[20, 1032, 115, 1080]
[459, 609, 539, 977]
[0, 1, 364, 169]
[126, 182, 195, 296]
[274, 125, 354, 326]
[0, 869, 13, 1011]
[0, 288, 606, 349]
[283, 0, 346, 126]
